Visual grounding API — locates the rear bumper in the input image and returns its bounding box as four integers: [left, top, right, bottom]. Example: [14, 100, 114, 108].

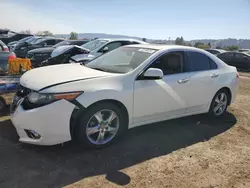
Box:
[11, 99, 76, 145]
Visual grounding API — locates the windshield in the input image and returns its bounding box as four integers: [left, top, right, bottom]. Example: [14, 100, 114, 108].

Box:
[18, 36, 33, 43]
[25, 37, 42, 44]
[81, 39, 109, 51]
[53, 40, 70, 48]
[86, 47, 157, 73]
[32, 38, 46, 44]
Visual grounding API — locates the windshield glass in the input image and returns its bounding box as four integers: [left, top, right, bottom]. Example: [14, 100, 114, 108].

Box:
[25, 37, 42, 44]
[18, 36, 33, 43]
[86, 47, 157, 73]
[81, 39, 108, 51]
[32, 38, 46, 44]
[53, 40, 70, 48]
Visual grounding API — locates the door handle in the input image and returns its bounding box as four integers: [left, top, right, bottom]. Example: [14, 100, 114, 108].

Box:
[211, 73, 219, 78]
[178, 78, 189, 84]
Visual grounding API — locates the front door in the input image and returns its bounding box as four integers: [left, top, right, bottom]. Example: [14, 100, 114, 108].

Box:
[133, 51, 191, 124]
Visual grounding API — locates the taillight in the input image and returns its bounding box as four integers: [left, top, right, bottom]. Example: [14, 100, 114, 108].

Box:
[4, 47, 9, 52]
[236, 72, 240, 79]
[8, 53, 16, 61]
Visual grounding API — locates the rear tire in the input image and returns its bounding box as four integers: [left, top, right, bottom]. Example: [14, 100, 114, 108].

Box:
[209, 89, 229, 118]
[75, 102, 127, 149]
[0, 97, 6, 112]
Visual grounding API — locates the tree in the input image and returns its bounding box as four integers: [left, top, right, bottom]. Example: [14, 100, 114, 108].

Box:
[175, 37, 185, 45]
[20, 30, 31, 34]
[226, 45, 239, 51]
[194, 42, 209, 49]
[69, 32, 78, 40]
[36, 31, 53, 36]
[194, 42, 204, 48]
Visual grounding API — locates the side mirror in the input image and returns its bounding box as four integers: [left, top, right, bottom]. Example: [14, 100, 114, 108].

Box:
[143, 68, 163, 79]
[43, 43, 47, 47]
[102, 46, 109, 53]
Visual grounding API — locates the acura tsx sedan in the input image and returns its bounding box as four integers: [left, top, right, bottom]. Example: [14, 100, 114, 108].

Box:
[10, 44, 239, 148]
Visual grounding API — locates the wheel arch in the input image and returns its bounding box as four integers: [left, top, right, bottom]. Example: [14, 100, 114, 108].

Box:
[69, 99, 129, 139]
[215, 87, 232, 105]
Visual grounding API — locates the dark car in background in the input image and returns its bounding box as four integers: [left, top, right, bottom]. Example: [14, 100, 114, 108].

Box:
[217, 52, 250, 71]
[7, 36, 34, 51]
[205, 49, 227, 55]
[0, 40, 9, 52]
[0, 29, 33, 44]
[14, 37, 64, 58]
[26, 39, 89, 67]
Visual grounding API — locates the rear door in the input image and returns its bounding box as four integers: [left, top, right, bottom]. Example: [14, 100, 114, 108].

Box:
[234, 53, 250, 69]
[185, 51, 219, 113]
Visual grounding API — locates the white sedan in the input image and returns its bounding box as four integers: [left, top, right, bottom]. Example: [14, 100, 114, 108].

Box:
[10, 44, 239, 148]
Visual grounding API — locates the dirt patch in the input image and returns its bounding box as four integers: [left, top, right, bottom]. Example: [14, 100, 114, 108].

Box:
[0, 74, 250, 188]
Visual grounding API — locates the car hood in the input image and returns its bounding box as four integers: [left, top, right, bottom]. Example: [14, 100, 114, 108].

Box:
[51, 45, 90, 58]
[20, 64, 116, 91]
[28, 47, 54, 53]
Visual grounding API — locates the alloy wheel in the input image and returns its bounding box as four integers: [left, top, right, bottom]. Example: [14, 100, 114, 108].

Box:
[213, 92, 228, 116]
[86, 109, 119, 145]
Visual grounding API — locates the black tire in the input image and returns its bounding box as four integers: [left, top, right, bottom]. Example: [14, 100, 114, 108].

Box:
[209, 89, 229, 118]
[75, 102, 127, 149]
[0, 97, 6, 112]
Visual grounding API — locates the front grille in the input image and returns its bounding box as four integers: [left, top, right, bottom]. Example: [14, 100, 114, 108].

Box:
[10, 85, 32, 113]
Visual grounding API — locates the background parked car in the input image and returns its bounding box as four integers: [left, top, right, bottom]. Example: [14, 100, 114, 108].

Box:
[238, 49, 250, 53]
[7, 36, 34, 52]
[0, 29, 33, 44]
[42, 38, 147, 66]
[205, 49, 227, 55]
[14, 37, 64, 58]
[217, 52, 250, 71]
[26, 39, 89, 67]
[0, 40, 9, 52]
[0, 51, 16, 75]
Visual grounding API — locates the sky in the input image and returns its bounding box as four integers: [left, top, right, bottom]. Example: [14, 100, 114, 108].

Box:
[0, 0, 250, 40]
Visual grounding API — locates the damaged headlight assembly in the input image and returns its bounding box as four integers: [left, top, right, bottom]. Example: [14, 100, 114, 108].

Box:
[23, 91, 81, 109]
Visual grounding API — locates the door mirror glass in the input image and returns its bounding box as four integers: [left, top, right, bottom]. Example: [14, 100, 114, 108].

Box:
[143, 68, 163, 79]
[102, 46, 109, 53]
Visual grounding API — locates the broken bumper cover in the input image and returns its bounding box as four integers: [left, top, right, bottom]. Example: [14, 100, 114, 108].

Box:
[10, 99, 75, 145]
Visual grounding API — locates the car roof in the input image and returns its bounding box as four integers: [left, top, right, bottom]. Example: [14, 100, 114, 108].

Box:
[124, 44, 205, 51]
[97, 38, 147, 43]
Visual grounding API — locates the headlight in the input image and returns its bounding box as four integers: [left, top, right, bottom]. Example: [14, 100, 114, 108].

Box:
[23, 91, 81, 109]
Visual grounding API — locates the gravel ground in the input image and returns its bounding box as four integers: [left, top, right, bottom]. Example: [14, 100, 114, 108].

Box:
[0, 73, 249, 188]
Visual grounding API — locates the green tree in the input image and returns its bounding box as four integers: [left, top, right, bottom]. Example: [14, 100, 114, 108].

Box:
[194, 42, 204, 48]
[69, 32, 78, 40]
[226, 45, 239, 51]
[36, 31, 53, 36]
[175, 37, 185, 45]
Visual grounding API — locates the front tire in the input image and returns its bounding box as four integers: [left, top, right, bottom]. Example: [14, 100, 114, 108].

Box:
[76, 102, 127, 149]
[209, 89, 229, 118]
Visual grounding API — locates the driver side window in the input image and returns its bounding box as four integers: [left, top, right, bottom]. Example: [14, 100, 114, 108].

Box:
[149, 52, 184, 75]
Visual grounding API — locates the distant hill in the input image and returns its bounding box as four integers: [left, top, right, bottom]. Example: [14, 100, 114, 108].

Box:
[56, 33, 250, 49]
[56, 33, 142, 40]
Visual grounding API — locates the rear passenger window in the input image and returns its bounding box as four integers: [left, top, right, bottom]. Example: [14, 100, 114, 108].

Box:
[186, 52, 212, 71]
[209, 59, 218, 69]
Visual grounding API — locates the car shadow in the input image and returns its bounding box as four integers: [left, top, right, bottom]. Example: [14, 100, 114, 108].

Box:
[0, 112, 236, 188]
